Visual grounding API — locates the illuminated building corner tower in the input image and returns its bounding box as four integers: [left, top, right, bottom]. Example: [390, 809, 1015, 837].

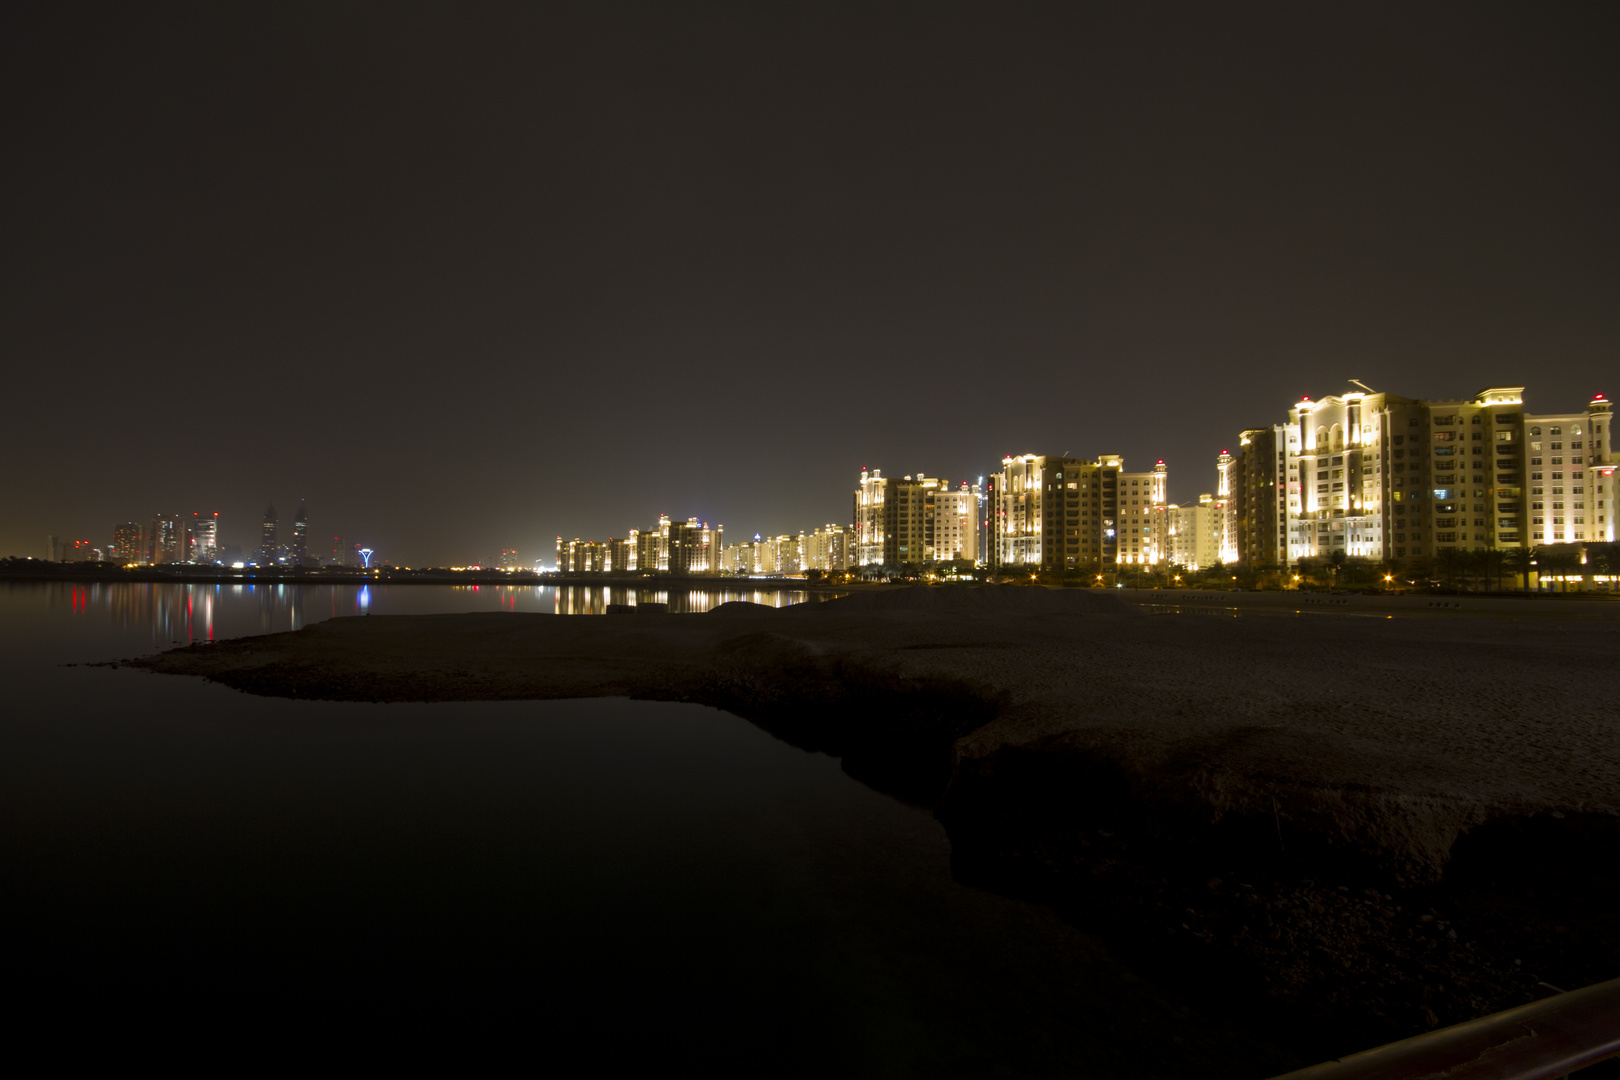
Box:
[1214, 450, 1239, 565]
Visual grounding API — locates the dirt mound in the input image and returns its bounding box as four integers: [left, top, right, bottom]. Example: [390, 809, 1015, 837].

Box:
[706, 600, 781, 616]
[808, 585, 1140, 617]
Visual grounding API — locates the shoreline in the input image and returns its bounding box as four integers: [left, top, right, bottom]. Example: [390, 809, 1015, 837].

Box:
[1, 566, 843, 588]
[122, 586, 1620, 1062]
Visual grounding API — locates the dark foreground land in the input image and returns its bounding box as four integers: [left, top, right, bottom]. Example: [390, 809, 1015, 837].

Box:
[128, 587, 1620, 1064]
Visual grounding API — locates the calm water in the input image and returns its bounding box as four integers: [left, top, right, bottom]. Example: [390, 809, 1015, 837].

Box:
[28, 580, 819, 650]
[0, 583, 1292, 1075]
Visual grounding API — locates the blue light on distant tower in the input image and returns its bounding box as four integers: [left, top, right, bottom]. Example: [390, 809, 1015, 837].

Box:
[359, 547, 374, 569]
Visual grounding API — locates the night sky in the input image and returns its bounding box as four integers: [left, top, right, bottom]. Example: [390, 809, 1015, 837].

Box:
[4, 3, 1616, 565]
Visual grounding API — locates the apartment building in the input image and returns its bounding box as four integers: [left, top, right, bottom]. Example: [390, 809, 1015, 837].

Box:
[555, 538, 604, 572]
[1523, 394, 1615, 545]
[755, 534, 802, 574]
[1167, 494, 1221, 570]
[111, 522, 145, 564]
[854, 469, 925, 565]
[929, 481, 981, 564]
[664, 518, 721, 573]
[1117, 461, 1169, 565]
[1233, 426, 1287, 569]
[989, 454, 1130, 573]
[802, 525, 852, 571]
[1256, 385, 1612, 567]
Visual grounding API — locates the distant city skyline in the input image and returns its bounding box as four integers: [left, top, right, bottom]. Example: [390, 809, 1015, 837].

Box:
[5, 7, 1615, 565]
[34, 381, 1614, 573]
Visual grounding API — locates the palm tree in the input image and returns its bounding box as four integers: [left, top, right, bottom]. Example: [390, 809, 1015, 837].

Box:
[1328, 549, 1349, 589]
[1434, 547, 1465, 590]
[1405, 555, 1434, 589]
[1507, 545, 1537, 591]
[1588, 542, 1620, 593]
[1538, 546, 1581, 592]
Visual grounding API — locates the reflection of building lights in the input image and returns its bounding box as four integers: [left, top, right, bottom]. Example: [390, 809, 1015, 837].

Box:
[358, 586, 371, 609]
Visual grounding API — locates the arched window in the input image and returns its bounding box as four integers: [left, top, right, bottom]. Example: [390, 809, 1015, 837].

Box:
[1551, 426, 1563, 435]
[1530, 426, 1541, 436]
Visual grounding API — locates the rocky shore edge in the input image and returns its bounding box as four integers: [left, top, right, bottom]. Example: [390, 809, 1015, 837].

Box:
[669, 644, 1620, 1063]
[122, 591, 1620, 1065]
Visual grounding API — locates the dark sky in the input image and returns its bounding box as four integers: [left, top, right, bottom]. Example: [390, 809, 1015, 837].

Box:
[4, 2, 1616, 565]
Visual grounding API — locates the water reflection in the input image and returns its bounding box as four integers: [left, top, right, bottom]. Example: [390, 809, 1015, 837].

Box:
[29, 581, 820, 646]
[550, 585, 813, 614]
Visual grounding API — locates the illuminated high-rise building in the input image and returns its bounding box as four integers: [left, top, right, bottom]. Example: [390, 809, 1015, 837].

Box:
[291, 503, 309, 566]
[1243, 384, 1615, 568]
[802, 525, 853, 571]
[1116, 460, 1170, 566]
[928, 481, 981, 565]
[1213, 450, 1239, 565]
[111, 523, 145, 564]
[1524, 395, 1615, 547]
[149, 513, 184, 564]
[1167, 495, 1220, 570]
[662, 518, 721, 573]
[188, 512, 220, 563]
[1233, 426, 1287, 570]
[854, 469, 929, 566]
[259, 506, 278, 565]
[556, 538, 604, 573]
[989, 454, 1133, 573]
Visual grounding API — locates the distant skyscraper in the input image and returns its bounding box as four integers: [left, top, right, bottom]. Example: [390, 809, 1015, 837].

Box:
[149, 513, 184, 564]
[188, 512, 220, 563]
[111, 523, 144, 564]
[259, 505, 278, 565]
[291, 502, 309, 566]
